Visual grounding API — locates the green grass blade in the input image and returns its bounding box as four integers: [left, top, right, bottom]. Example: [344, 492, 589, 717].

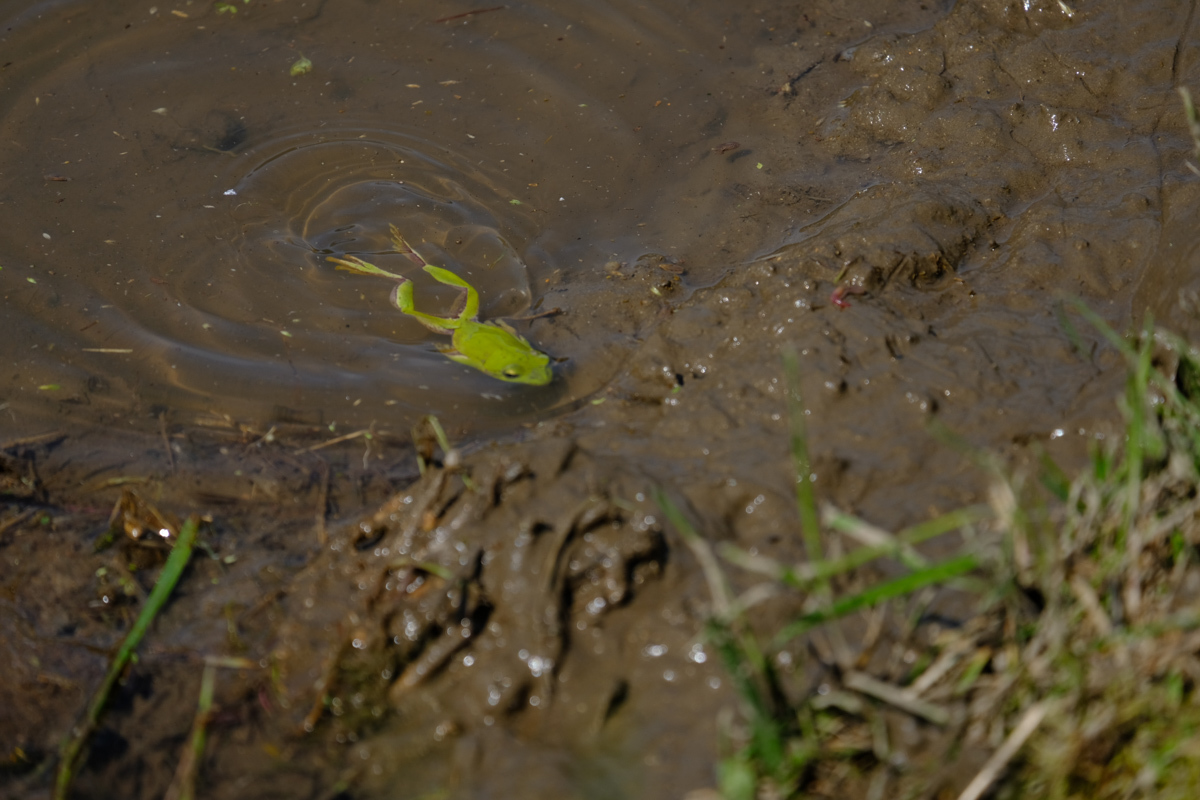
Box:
[821, 505, 986, 573]
[56, 515, 200, 799]
[424, 415, 452, 456]
[166, 660, 217, 800]
[782, 349, 822, 565]
[1121, 317, 1153, 537]
[1038, 450, 1072, 502]
[1179, 86, 1200, 160]
[1065, 299, 1136, 360]
[707, 620, 786, 773]
[724, 506, 987, 590]
[774, 554, 979, 645]
[656, 487, 789, 778]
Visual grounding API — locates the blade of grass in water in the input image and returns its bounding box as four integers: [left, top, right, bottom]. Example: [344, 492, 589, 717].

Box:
[55, 515, 200, 800]
[413, 414, 453, 475]
[164, 659, 217, 800]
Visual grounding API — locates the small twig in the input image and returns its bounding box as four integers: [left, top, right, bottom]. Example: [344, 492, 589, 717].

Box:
[1179, 87, 1200, 167]
[956, 701, 1050, 800]
[302, 636, 350, 734]
[163, 661, 216, 800]
[904, 641, 968, 698]
[314, 457, 331, 546]
[299, 428, 374, 453]
[843, 670, 950, 725]
[509, 307, 564, 322]
[0, 508, 36, 538]
[413, 416, 456, 475]
[0, 430, 66, 451]
[1069, 575, 1112, 636]
[728, 581, 783, 617]
[654, 488, 733, 617]
[433, 5, 505, 23]
[823, 505, 928, 569]
[856, 604, 889, 666]
[159, 412, 176, 473]
[204, 655, 258, 670]
[164, 656, 256, 800]
[1124, 524, 1145, 622]
[248, 425, 277, 448]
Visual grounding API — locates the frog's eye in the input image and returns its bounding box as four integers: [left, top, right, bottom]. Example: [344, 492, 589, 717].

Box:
[503, 365, 523, 378]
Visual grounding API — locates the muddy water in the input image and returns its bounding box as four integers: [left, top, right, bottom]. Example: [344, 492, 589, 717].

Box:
[4, 0, 1200, 798]
[0, 0, 828, 437]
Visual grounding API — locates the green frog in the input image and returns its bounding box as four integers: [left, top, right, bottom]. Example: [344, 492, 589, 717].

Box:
[327, 226, 553, 386]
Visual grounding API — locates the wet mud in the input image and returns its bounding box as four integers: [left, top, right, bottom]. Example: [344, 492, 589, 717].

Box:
[4, 0, 1200, 797]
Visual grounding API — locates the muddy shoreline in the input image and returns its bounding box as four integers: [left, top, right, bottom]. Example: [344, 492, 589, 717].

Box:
[5, 0, 1200, 797]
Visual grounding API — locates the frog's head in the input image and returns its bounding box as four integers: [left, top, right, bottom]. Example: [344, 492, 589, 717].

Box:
[495, 350, 553, 386]
[449, 320, 554, 386]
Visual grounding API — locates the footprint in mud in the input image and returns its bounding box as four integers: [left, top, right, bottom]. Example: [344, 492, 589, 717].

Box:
[764, 185, 990, 311]
[268, 438, 716, 789]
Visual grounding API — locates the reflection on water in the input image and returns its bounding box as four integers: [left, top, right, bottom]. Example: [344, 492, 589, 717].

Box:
[0, 0, 755, 438]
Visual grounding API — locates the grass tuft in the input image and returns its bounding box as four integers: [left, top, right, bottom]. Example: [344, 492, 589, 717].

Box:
[659, 313, 1200, 799]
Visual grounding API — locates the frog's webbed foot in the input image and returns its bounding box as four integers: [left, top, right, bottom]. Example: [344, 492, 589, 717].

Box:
[422, 265, 480, 322]
[326, 254, 406, 280]
[388, 225, 433, 268]
[391, 279, 457, 335]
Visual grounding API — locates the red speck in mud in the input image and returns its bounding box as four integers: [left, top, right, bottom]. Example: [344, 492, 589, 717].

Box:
[830, 284, 867, 309]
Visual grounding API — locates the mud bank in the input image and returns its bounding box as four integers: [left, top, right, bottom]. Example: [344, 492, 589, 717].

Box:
[4, 0, 1200, 797]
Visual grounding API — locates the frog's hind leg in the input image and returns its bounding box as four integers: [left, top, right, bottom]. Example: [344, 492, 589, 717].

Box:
[388, 225, 436, 269]
[326, 254, 406, 280]
[422, 265, 480, 322]
[391, 279, 457, 335]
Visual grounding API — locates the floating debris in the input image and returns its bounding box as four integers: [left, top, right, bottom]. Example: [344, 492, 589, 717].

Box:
[290, 56, 313, 77]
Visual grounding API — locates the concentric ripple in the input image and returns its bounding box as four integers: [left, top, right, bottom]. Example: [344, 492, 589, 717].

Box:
[155, 125, 558, 427]
[0, 0, 746, 438]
